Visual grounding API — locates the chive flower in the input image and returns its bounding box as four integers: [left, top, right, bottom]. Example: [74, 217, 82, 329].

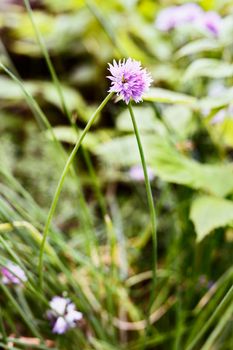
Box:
[47, 296, 83, 334]
[107, 58, 152, 104]
[1, 262, 27, 285]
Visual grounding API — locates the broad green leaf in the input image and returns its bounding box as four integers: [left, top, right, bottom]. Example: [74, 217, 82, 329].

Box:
[48, 126, 114, 149]
[211, 118, 233, 147]
[0, 77, 89, 121]
[116, 106, 167, 136]
[183, 59, 233, 80]
[143, 88, 196, 105]
[95, 134, 233, 196]
[190, 195, 233, 241]
[198, 87, 233, 110]
[48, 126, 78, 144]
[177, 39, 220, 58]
[163, 105, 196, 139]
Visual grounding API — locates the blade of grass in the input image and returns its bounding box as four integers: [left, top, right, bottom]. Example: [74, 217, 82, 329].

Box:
[185, 285, 233, 350]
[38, 92, 113, 289]
[0, 283, 42, 339]
[23, 0, 108, 221]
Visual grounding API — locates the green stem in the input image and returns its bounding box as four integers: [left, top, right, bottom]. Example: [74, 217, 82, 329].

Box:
[23, 0, 69, 118]
[23, 0, 109, 221]
[128, 102, 157, 314]
[0, 283, 42, 339]
[0, 306, 7, 344]
[38, 92, 113, 289]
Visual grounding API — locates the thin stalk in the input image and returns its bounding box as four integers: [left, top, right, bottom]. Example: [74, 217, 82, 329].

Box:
[38, 92, 113, 289]
[0, 306, 7, 344]
[23, 0, 108, 221]
[84, 0, 126, 57]
[0, 63, 101, 260]
[0, 343, 22, 350]
[0, 63, 55, 136]
[186, 285, 233, 350]
[8, 338, 57, 350]
[0, 283, 42, 339]
[23, 0, 69, 118]
[128, 102, 157, 318]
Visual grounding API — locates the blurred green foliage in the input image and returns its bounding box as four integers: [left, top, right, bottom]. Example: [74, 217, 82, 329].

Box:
[0, 0, 233, 349]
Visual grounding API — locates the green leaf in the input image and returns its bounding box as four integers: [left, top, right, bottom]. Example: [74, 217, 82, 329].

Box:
[95, 134, 233, 196]
[198, 87, 233, 110]
[0, 76, 90, 121]
[183, 59, 233, 80]
[116, 106, 167, 136]
[48, 126, 114, 150]
[143, 88, 196, 105]
[211, 118, 233, 147]
[163, 105, 196, 139]
[190, 195, 233, 241]
[177, 39, 220, 58]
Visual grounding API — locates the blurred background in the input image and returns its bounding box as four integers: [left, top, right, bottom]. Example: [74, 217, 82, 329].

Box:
[0, 1, 233, 349]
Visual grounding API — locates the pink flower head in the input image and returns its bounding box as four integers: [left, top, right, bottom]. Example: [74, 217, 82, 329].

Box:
[1, 262, 27, 285]
[200, 11, 222, 36]
[129, 165, 155, 182]
[107, 58, 152, 104]
[47, 296, 83, 334]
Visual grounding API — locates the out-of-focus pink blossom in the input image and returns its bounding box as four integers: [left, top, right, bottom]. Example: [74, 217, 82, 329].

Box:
[129, 165, 155, 182]
[200, 11, 222, 36]
[155, 3, 222, 36]
[155, 3, 203, 31]
[47, 296, 83, 334]
[1, 262, 27, 285]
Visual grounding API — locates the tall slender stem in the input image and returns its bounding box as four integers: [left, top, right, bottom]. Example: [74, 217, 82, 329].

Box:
[38, 92, 113, 289]
[23, 0, 107, 221]
[128, 102, 157, 314]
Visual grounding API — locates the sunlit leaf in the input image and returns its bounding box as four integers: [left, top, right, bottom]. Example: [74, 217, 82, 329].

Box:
[183, 59, 233, 80]
[116, 106, 167, 136]
[143, 88, 196, 105]
[177, 39, 220, 58]
[190, 195, 233, 241]
[96, 134, 233, 196]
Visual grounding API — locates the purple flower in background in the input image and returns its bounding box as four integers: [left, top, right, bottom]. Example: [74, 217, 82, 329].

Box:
[155, 3, 203, 31]
[155, 3, 222, 36]
[47, 296, 83, 334]
[1, 262, 27, 285]
[107, 58, 152, 104]
[155, 6, 178, 31]
[175, 3, 203, 23]
[129, 165, 155, 182]
[200, 11, 222, 36]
